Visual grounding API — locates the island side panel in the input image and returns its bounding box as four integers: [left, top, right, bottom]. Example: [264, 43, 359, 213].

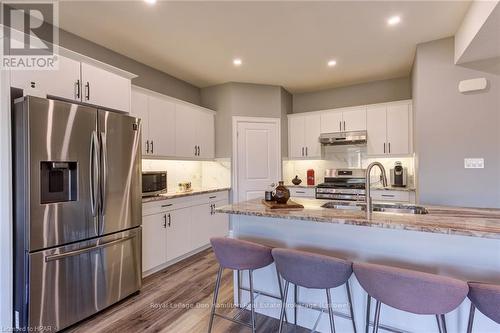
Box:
[230, 214, 500, 333]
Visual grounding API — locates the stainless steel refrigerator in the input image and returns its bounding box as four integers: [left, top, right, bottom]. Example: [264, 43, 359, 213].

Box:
[13, 96, 142, 331]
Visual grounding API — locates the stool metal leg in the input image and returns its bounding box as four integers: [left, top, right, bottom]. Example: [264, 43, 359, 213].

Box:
[279, 281, 290, 333]
[436, 314, 447, 333]
[294, 284, 298, 326]
[326, 288, 336, 333]
[237, 269, 242, 308]
[372, 300, 381, 333]
[275, 266, 288, 324]
[365, 295, 371, 333]
[249, 270, 256, 333]
[207, 265, 223, 333]
[467, 304, 476, 333]
[436, 315, 442, 333]
[346, 281, 357, 333]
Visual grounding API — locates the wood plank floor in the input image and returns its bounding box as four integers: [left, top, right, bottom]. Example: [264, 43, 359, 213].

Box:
[66, 248, 308, 333]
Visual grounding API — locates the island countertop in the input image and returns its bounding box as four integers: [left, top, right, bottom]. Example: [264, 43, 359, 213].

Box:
[216, 198, 500, 239]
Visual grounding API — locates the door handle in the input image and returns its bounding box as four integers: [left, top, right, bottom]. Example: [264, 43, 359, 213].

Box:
[151, 140, 154, 154]
[163, 214, 167, 228]
[388, 142, 391, 154]
[197, 145, 200, 156]
[339, 121, 342, 132]
[301, 147, 304, 156]
[167, 213, 171, 227]
[343, 121, 346, 132]
[85, 82, 90, 100]
[146, 140, 150, 154]
[44, 235, 135, 262]
[99, 132, 107, 220]
[75, 80, 80, 100]
[305, 146, 308, 156]
[89, 131, 99, 220]
[383, 143, 386, 154]
[194, 145, 197, 156]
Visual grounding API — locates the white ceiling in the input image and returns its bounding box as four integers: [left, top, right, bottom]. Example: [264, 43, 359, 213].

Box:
[58, 1, 471, 93]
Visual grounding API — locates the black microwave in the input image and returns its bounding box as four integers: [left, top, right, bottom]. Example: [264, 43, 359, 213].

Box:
[142, 171, 167, 197]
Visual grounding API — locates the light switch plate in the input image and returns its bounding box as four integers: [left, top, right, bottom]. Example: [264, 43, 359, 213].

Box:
[464, 158, 484, 169]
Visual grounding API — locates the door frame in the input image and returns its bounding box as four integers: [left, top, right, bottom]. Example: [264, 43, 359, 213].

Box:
[231, 116, 282, 204]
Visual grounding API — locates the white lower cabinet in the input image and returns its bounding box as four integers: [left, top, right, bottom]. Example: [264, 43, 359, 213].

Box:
[289, 187, 316, 198]
[371, 190, 415, 204]
[142, 191, 229, 275]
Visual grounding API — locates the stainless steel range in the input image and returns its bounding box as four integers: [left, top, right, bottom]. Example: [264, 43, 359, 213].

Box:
[315, 168, 366, 201]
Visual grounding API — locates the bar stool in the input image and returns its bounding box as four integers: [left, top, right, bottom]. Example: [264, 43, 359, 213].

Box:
[208, 237, 287, 333]
[467, 282, 500, 332]
[353, 262, 469, 333]
[272, 248, 357, 333]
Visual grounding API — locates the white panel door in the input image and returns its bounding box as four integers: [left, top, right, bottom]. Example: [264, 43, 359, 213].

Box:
[320, 111, 343, 133]
[367, 105, 387, 155]
[288, 116, 305, 158]
[304, 114, 321, 158]
[130, 89, 150, 155]
[166, 208, 192, 261]
[142, 213, 167, 272]
[386, 103, 410, 155]
[148, 95, 176, 157]
[343, 107, 367, 132]
[175, 104, 197, 158]
[196, 111, 215, 159]
[237, 120, 280, 202]
[11, 55, 81, 101]
[81, 62, 131, 112]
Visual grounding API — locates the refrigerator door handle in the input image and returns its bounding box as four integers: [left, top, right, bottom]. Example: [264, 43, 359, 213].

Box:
[90, 131, 99, 221]
[100, 132, 108, 221]
[44, 235, 135, 262]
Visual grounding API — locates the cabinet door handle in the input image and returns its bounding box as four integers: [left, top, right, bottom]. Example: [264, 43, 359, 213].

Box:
[146, 140, 150, 154]
[85, 82, 90, 100]
[383, 143, 386, 154]
[381, 194, 395, 198]
[388, 142, 391, 154]
[301, 147, 304, 156]
[161, 203, 172, 208]
[151, 140, 154, 154]
[194, 145, 197, 156]
[75, 80, 80, 100]
[305, 147, 308, 156]
[197, 145, 200, 156]
[167, 213, 171, 227]
[296, 191, 305, 194]
[339, 121, 342, 132]
[343, 121, 346, 132]
[162, 214, 167, 228]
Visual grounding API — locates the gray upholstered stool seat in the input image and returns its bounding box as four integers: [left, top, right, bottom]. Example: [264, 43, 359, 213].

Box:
[272, 248, 356, 333]
[208, 237, 286, 333]
[354, 262, 469, 333]
[467, 281, 500, 332]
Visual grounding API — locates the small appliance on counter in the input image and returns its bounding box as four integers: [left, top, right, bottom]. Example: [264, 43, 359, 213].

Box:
[178, 181, 193, 193]
[390, 161, 407, 187]
[307, 169, 315, 185]
[142, 171, 168, 197]
[316, 168, 366, 201]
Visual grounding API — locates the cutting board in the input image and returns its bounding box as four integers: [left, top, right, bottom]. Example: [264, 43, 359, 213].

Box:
[261, 199, 304, 210]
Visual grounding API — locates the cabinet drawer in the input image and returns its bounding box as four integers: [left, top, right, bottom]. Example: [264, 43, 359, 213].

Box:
[371, 190, 410, 202]
[289, 187, 315, 198]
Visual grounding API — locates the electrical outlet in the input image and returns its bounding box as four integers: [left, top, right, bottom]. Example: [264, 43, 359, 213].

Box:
[464, 158, 484, 169]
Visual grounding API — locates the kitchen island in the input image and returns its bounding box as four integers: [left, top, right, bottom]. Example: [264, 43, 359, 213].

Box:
[216, 198, 500, 333]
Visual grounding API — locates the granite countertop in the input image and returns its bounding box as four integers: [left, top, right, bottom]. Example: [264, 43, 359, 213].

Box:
[216, 198, 500, 239]
[143, 187, 230, 203]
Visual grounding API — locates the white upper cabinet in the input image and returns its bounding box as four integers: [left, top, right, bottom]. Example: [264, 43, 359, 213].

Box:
[11, 54, 133, 112]
[288, 113, 321, 158]
[196, 110, 215, 159]
[320, 110, 343, 133]
[367, 101, 412, 156]
[320, 107, 366, 133]
[81, 62, 131, 113]
[175, 104, 198, 158]
[11, 54, 81, 102]
[148, 95, 176, 157]
[131, 89, 149, 154]
[342, 107, 367, 132]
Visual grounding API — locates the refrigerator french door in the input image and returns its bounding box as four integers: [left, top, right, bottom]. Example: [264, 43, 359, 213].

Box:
[13, 96, 142, 332]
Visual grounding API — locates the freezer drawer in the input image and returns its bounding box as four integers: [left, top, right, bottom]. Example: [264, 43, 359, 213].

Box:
[25, 228, 141, 331]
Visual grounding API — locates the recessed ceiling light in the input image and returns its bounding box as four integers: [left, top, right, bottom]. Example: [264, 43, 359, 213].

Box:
[233, 58, 242, 66]
[327, 60, 337, 67]
[387, 16, 401, 26]
[144, 0, 156, 4]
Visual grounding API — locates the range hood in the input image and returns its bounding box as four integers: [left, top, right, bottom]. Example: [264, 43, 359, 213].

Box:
[319, 130, 367, 146]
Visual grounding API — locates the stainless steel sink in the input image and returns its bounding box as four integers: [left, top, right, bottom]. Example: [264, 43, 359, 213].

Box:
[321, 202, 429, 215]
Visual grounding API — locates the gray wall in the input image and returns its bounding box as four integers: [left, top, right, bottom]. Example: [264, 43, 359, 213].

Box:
[292, 77, 411, 113]
[39, 26, 202, 105]
[201, 82, 291, 158]
[413, 37, 500, 208]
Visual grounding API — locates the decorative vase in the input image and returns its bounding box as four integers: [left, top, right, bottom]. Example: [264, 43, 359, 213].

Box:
[291, 175, 302, 185]
[274, 181, 290, 204]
